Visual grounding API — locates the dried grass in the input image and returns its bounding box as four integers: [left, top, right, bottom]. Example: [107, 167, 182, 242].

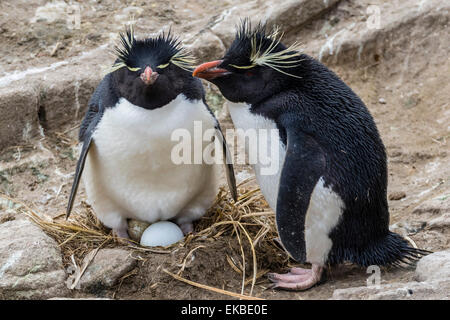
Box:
[163, 269, 264, 300]
[189, 179, 283, 296]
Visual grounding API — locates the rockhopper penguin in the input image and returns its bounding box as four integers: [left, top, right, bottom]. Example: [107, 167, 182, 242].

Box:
[193, 20, 429, 290]
[67, 27, 237, 238]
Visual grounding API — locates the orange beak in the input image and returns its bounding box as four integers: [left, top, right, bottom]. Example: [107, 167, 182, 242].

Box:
[140, 66, 159, 85]
[192, 60, 230, 80]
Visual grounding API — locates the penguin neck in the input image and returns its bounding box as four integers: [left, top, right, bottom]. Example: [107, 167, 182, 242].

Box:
[119, 86, 179, 111]
[111, 74, 203, 111]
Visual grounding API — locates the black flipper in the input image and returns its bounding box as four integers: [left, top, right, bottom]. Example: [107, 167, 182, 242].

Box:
[214, 123, 238, 201]
[275, 117, 326, 263]
[66, 133, 93, 218]
[66, 74, 116, 219]
[201, 92, 237, 201]
[66, 104, 104, 219]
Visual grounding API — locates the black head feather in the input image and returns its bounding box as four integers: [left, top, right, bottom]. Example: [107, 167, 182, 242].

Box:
[224, 19, 270, 69]
[112, 26, 195, 72]
[223, 19, 303, 78]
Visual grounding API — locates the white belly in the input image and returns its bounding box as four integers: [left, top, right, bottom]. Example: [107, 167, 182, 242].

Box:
[227, 101, 286, 210]
[83, 94, 219, 229]
[227, 102, 347, 266]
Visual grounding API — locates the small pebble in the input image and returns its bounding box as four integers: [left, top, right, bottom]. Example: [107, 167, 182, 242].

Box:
[127, 219, 150, 242]
[379, 98, 386, 104]
[389, 191, 406, 201]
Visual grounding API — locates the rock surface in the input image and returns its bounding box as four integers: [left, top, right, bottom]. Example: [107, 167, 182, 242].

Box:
[76, 248, 137, 293]
[204, 0, 340, 48]
[332, 251, 450, 300]
[413, 194, 450, 215]
[0, 218, 68, 299]
[428, 213, 450, 229]
[0, 45, 106, 150]
[415, 250, 450, 282]
[331, 280, 450, 300]
[189, 30, 226, 62]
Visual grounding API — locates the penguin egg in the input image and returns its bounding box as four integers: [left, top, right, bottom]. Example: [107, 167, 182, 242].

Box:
[140, 221, 184, 247]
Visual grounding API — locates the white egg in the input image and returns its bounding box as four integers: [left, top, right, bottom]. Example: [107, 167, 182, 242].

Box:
[140, 221, 184, 247]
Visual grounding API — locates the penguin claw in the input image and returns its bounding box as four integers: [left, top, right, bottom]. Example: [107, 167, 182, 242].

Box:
[267, 264, 324, 291]
[266, 282, 280, 290]
[266, 273, 279, 282]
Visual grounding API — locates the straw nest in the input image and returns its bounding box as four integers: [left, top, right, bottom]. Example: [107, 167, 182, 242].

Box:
[2, 177, 289, 299]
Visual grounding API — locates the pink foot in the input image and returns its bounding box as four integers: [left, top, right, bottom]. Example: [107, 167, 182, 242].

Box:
[290, 267, 313, 275]
[267, 264, 324, 291]
[113, 227, 131, 243]
[178, 222, 194, 235]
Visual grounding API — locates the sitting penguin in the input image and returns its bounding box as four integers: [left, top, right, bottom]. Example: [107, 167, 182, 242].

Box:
[66, 27, 237, 239]
[193, 20, 429, 290]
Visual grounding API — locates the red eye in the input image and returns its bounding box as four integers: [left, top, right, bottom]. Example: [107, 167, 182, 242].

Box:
[246, 71, 254, 76]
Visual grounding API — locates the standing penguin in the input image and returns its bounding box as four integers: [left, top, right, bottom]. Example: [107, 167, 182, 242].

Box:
[193, 20, 428, 290]
[66, 27, 237, 239]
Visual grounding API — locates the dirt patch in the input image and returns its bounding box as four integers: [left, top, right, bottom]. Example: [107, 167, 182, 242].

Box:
[0, 0, 236, 75]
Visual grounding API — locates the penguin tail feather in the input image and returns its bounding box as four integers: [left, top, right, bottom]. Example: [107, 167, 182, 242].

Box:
[364, 231, 431, 268]
[329, 231, 431, 268]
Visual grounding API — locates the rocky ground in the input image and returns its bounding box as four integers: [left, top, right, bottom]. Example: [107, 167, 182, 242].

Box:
[0, 0, 449, 300]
